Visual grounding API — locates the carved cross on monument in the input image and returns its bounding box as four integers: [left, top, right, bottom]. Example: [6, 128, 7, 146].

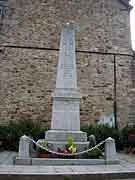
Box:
[45, 23, 88, 151]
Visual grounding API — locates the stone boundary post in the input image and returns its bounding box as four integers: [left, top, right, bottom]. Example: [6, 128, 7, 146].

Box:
[18, 135, 31, 158]
[105, 137, 118, 163]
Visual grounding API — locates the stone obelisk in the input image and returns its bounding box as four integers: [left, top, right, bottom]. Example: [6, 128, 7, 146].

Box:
[45, 23, 88, 151]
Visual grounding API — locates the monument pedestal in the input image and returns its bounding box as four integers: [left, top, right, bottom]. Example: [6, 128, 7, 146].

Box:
[51, 91, 81, 131]
[45, 130, 89, 151]
[45, 130, 87, 142]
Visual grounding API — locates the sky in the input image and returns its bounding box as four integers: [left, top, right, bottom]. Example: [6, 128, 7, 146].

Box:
[130, 0, 135, 50]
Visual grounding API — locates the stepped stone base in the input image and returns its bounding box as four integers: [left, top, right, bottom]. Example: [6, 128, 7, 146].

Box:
[44, 130, 89, 151]
[45, 130, 87, 142]
[15, 158, 120, 166]
[37, 139, 89, 151]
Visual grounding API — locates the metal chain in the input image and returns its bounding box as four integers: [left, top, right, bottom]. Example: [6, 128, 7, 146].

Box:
[25, 135, 109, 156]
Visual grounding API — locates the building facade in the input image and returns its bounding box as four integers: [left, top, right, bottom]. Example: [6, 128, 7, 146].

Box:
[0, 0, 134, 127]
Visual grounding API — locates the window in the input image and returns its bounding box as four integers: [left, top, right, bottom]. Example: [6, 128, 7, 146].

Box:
[0, 0, 8, 18]
[0, 6, 7, 18]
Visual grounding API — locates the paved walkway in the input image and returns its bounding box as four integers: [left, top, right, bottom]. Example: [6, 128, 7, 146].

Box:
[0, 151, 17, 165]
[0, 163, 135, 179]
[0, 151, 134, 179]
[117, 153, 135, 165]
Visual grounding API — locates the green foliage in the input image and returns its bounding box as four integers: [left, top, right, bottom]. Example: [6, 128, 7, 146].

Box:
[38, 140, 48, 147]
[121, 125, 135, 148]
[66, 136, 77, 153]
[81, 124, 121, 150]
[67, 136, 74, 147]
[84, 148, 103, 159]
[81, 124, 120, 141]
[37, 140, 51, 153]
[0, 119, 48, 151]
[1, 120, 134, 152]
[64, 176, 71, 180]
[121, 125, 135, 137]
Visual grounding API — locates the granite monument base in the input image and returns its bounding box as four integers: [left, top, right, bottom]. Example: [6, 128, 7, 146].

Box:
[15, 157, 120, 166]
[44, 130, 89, 151]
[45, 130, 87, 142]
[38, 140, 89, 152]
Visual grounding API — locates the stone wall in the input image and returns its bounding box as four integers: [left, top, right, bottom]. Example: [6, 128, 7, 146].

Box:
[0, 0, 132, 53]
[0, 0, 133, 126]
[0, 48, 133, 126]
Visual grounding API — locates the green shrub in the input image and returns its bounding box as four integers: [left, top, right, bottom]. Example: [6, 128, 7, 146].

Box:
[0, 119, 48, 151]
[121, 125, 135, 148]
[83, 148, 103, 159]
[81, 124, 121, 150]
[122, 125, 135, 137]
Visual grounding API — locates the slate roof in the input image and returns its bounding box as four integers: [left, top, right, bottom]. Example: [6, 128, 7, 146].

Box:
[118, 0, 133, 10]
